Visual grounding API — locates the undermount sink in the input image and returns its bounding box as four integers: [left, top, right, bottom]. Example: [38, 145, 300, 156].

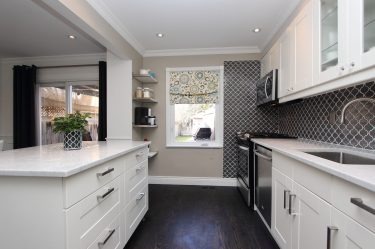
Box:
[305, 151, 375, 165]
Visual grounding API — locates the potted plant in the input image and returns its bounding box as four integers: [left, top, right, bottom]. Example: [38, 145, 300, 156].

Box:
[52, 112, 90, 150]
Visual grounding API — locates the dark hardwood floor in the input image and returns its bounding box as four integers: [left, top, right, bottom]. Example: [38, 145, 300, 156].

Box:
[125, 184, 279, 249]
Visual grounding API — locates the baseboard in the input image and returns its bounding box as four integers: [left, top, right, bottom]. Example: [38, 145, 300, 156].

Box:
[148, 176, 237, 187]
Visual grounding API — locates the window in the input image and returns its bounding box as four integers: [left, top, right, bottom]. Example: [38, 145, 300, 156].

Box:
[166, 66, 223, 148]
[37, 82, 99, 145]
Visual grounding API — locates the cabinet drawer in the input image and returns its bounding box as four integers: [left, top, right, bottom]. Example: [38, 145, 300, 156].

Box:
[66, 176, 123, 249]
[331, 176, 375, 233]
[273, 152, 293, 178]
[126, 183, 148, 242]
[124, 147, 149, 170]
[63, 156, 125, 208]
[87, 211, 124, 249]
[125, 160, 148, 205]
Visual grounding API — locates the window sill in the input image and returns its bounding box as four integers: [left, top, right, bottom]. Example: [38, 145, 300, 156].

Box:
[166, 144, 223, 149]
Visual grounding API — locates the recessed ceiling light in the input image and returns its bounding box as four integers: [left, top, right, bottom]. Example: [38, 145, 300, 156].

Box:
[253, 28, 261, 33]
[68, 35, 76, 39]
[156, 33, 165, 38]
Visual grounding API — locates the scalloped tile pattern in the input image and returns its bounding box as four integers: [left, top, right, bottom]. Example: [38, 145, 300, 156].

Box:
[223, 61, 278, 178]
[279, 81, 375, 150]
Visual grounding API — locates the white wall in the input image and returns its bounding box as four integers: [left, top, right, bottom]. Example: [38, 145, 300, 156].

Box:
[0, 53, 105, 150]
[106, 51, 133, 140]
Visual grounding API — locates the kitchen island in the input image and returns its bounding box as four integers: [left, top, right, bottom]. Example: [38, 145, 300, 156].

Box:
[0, 140, 150, 249]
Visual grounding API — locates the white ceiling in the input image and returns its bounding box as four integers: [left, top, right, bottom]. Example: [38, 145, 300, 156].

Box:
[0, 0, 105, 58]
[88, 0, 302, 56]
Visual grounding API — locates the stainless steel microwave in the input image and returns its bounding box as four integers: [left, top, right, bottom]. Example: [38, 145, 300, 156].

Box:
[256, 70, 278, 106]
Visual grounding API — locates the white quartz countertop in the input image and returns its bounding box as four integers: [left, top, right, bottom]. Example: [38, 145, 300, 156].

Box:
[251, 138, 375, 192]
[0, 140, 150, 177]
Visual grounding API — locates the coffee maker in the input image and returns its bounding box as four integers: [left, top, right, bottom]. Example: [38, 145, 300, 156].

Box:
[134, 107, 151, 125]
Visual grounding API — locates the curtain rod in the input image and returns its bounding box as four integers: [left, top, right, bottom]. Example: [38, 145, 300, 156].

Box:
[38, 64, 99, 69]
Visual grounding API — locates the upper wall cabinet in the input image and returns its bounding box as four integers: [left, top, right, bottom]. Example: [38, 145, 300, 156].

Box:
[314, 0, 375, 84]
[263, 0, 375, 102]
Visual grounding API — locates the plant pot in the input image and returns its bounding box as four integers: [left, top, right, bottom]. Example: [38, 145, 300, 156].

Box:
[64, 130, 82, 150]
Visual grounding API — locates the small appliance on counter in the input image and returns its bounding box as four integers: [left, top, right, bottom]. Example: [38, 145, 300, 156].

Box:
[135, 107, 151, 125]
[147, 116, 156, 126]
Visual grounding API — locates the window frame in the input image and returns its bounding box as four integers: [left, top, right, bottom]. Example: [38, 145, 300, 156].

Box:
[36, 81, 99, 145]
[166, 66, 224, 148]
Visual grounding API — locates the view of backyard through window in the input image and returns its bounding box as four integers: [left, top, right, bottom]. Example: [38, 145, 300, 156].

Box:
[39, 83, 99, 145]
[174, 104, 215, 142]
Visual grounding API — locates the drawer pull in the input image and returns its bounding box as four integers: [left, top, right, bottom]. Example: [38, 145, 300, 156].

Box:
[98, 229, 115, 248]
[289, 194, 296, 215]
[350, 198, 375, 216]
[97, 187, 115, 200]
[284, 190, 290, 210]
[327, 226, 338, 249]
[136, 165, 146, 173]
[136, 192, 145, 201]
[136, 151, 145, 157]
[97, 168, 114, 177]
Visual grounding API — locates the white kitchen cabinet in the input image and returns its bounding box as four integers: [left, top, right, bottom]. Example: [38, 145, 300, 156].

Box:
[294, 0, 314, 91]
[291, 182, 331, 249]
[272, 168, 293, 249]
[278, 26, 295, 98]
[270, 42, 280, 72]
[330, 207, 375, 249]
[270, 151, 375, 249]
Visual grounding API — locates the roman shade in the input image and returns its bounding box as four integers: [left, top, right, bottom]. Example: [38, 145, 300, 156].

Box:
[169, 69, 220, 104]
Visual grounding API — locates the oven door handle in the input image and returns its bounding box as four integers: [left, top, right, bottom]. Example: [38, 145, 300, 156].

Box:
[254, 150, 272, 161]
[238, 146, 249, 151]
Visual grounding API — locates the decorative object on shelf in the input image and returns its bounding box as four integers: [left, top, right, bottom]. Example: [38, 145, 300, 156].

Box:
[52, 112, 90, 150]
[139, 69, 150, 75]
[143, 88, 154, 99]
[135, 87, 143, 99]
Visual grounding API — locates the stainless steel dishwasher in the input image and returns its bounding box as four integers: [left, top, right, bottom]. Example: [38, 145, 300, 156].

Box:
[254, 144, 272, 227]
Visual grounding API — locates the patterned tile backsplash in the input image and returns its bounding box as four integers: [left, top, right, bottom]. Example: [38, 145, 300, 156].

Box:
[223, 61, 278, 178]
[279, 81, 375, 150]
[223, 60, 375, 178]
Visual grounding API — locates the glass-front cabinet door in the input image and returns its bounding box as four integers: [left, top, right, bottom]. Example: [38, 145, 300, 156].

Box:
[361, 0, 375, 69]
[316, 0, 347, 84]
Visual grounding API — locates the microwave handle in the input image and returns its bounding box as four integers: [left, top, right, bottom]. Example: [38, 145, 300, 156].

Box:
[264, 76, 269, 98]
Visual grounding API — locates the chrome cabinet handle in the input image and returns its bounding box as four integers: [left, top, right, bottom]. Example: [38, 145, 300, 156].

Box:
[351, 198, 375, 216]
[350, 62, 355, 67]
[97, 168, 114, 177]
[97, 187, 115, 200]
[98, 229, 115, 248]
[340, 66, 345, 71]
[289, 194, 296, 215]
[136, 151, 145, 157]
[136, 192, 145, 201]
[136, 165, 146, 173]
[264, 76, 270, 98]
[327, 226, 338, 249]
[254, 150, 272, 161]
[284, 190, 290, 210]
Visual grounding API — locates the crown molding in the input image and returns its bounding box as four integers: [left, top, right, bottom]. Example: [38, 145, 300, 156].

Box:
[143, 46, 261, 57]
[86, 0, 145, 56]
[0, 53, 106, 65]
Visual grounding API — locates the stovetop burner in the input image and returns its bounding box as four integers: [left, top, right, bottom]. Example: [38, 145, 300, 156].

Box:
[236, 131, 297, 145]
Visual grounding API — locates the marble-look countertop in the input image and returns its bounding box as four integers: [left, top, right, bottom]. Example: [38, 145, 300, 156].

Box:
[251, 138, 375, 192]
[0, 140, 150, 177]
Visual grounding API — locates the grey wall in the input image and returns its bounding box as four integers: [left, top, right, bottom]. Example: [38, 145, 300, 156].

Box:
[279, 81, 375, 150]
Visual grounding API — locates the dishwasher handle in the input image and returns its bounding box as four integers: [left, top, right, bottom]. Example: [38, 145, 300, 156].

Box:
[254, 150, 272, 161]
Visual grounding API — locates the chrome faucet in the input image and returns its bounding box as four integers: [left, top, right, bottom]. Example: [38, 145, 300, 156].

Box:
[340, 97, 375, 124]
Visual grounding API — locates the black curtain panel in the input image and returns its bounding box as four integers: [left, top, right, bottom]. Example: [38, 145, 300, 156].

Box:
[98, 61, 107, 141]
[13, 65, 37, 149]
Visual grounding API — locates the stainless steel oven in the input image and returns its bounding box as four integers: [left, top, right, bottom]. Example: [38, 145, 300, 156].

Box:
[256, 70, 278, 106]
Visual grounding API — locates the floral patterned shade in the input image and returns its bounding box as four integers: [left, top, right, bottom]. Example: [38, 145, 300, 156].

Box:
[169, 70, 220, 104]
